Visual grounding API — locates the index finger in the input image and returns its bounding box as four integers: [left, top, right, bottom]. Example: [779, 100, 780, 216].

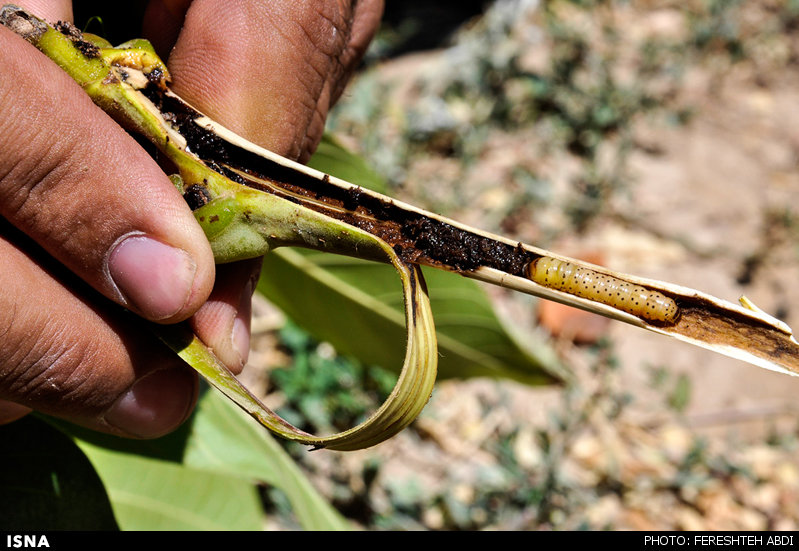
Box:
[0, 11, 215, 323]
[145, 0, 384, 161]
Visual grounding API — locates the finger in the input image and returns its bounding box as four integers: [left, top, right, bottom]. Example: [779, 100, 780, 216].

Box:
[327, 0, 385, 107]
[153, 0, 385, 162]
[189, 258, 261, 374]
[0, 222, 197, 438]
[0, 26, 215, 323]
[141, 0, 192, 57]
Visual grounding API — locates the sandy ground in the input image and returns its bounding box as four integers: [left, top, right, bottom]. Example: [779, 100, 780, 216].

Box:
[606, 65, 799, 436]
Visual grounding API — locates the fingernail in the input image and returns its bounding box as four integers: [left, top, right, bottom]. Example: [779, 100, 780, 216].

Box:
[231, 279, 254, 367]
[108, 235, 196, 320]
[105, 368, 197, 438]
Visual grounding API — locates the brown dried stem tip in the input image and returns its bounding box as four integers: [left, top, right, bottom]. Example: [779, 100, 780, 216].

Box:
[0, 4, 47, 44]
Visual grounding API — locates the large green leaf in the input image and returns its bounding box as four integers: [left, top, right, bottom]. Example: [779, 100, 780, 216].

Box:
[259, 249, 564, 385]
[47, 388, 348, 531]
[183, 390, 350, 530]
[74, 441, 263, 531]
[0, 416, 118, 530]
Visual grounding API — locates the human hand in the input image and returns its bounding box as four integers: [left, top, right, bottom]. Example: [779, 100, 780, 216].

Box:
[0, 0, 383, 437]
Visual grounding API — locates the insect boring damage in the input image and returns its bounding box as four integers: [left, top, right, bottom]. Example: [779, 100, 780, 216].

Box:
[527, 257, 680, 325]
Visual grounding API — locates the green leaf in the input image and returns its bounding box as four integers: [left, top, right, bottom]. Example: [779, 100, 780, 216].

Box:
[307, 134, 388, 194]
[183, 390, 351, 530]
[74, 441, 263, 531]
[0, 416, 118, 530]
[259, 248, 564, 385]
[48, 388, 349, 531]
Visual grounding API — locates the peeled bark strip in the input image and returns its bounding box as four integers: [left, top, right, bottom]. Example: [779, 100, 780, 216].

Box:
[192, 113, 799, 377]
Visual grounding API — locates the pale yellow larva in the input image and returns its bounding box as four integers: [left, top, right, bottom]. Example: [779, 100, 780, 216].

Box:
[527, 257, 680, 324]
